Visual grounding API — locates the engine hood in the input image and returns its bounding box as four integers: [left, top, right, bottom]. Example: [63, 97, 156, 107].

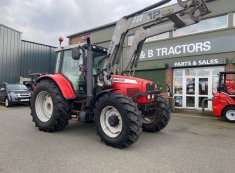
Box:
[111, 75, 156, 104]
[111, 75, 154, 86]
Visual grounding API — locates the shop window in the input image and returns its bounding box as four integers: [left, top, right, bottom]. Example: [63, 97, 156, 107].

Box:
[199, 97, 208, 108]
[174, 69, 183, 77]
[186, 96, 195, 107]
[175, 96, 183, 107]
[199, 78, 208, 95]
[198, 68, 210, 76]
[186, 78, 195, 94]
[174, 77, 183, 94]
[173, 15, 228, 37]
[127, 32, 169, 46]
[145, 32, 169, 43]
[212, 76, 219, 93]
[185, 69, 196, 76]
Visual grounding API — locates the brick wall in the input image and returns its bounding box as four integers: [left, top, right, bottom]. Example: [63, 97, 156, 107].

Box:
[161, 68, 173, 98]
[225, 64, 235, 79]
[165, 68, 173, 86]
[69, 33, 91, 45]
[225, 64, 235, 71]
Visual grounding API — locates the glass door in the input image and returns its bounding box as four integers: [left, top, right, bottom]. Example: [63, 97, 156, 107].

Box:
[185, 68, 196, 108]
[198, 78, 209, 108]
[186, 78, 195, 107]
[173, 66, 225, 110]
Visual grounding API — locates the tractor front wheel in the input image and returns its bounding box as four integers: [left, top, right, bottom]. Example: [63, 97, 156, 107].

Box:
[223, 107, 235, 123]
[142, 95, 170, 132]
[30, 80, 71, 132]
[94, 93, 142, 148]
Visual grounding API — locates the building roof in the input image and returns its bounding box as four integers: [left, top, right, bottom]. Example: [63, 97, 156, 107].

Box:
[67, 22, 116, 38]
[21, 40, 57, 48]
[66, 0, 219, 39]
[0, 23, 22, 34]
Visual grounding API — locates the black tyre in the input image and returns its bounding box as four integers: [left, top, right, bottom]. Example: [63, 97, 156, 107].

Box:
[223, 106, 235, 123]
[142, 95, 170, 132]
[30, 79, 71, 132]
[94, 93, 142, 148]
[5, 97, 11, 107]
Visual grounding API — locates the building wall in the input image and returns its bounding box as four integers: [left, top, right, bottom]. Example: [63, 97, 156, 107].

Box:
[0, 24, 21, 83]
[69, 33, 91, 45]
[20, 40, 57, 78]
[0, 24, 57, 83]
[69, 0, 235, 89]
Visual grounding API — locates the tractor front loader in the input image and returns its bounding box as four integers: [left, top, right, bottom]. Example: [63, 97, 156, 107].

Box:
[30, 0, 211, 148]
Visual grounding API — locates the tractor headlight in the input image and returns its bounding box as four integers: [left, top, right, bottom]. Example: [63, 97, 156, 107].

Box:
[152, 94, 155, 99]
[147, 94, 151, 100]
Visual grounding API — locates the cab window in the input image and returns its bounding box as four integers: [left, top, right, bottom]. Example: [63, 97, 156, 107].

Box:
[61, 50, 83, 90]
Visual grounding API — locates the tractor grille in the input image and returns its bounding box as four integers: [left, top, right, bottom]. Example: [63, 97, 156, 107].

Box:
[127, 88, 139, 100]
[146, 83, 155, 92]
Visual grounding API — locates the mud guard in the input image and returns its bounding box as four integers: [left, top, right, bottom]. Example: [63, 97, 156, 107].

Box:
[91, 89, 120, 108]
[36, 74, 76, 99]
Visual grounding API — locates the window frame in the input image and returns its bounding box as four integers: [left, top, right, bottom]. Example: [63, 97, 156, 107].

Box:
[127, 32, 170, 46]
[173, 15, 229, 38]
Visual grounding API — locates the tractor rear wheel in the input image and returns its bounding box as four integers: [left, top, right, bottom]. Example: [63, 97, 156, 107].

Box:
[142, 95, 170, 132]
[30, 80, 71, 132]
[94, 93, 142, 148]
[223, 106, 235, 123]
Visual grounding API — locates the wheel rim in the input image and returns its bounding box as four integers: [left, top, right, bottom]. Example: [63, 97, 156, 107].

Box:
[226, 110, 235, 121]
[100, 106, 122, 138]
[5, 99, 8, 107]
[35, 91, 53, 122]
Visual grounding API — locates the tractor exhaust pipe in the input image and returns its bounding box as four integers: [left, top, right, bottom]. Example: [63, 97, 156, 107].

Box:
[86, 37, 93, 106]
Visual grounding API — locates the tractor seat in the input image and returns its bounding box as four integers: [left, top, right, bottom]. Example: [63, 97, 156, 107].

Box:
[226, 80, 235, 94]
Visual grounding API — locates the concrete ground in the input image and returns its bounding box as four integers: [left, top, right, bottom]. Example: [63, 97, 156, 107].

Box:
[0, 105, 234, 173]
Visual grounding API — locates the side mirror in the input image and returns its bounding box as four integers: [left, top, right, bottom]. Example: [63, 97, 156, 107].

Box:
[72, 47, 81, 60]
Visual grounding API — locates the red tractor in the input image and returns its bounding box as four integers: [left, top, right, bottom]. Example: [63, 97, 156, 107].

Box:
[213, 72, 235, 122]
[30, 0, 210, 148]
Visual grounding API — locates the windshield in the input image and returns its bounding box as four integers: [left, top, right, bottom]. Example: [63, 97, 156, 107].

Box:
[7, 84, 28, 90]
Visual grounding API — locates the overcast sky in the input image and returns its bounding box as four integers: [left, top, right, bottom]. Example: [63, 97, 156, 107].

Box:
[0, 0, 177, 47]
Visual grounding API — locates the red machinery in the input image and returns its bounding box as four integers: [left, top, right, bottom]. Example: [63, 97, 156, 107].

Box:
[30, 0, 210, 148]
[213, 72, 235, 122]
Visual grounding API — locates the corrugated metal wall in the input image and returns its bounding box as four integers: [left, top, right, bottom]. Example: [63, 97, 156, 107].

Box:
[0, 24, 57, 83]
[0, 24, 21, 83]
[20, 40, 56, 78]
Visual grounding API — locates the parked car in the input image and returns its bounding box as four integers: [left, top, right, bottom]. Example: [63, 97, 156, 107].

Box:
[0, 82, 31, 107]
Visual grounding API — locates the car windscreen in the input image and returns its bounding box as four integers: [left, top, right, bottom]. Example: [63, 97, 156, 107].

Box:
[7, 84, 28, 90]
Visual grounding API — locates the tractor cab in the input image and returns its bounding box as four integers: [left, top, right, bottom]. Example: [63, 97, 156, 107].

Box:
[217, 72, 235, 95]
[54, 43, 108, 95]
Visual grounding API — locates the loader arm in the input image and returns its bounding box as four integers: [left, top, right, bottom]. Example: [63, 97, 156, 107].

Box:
[102, 0, 210, 85]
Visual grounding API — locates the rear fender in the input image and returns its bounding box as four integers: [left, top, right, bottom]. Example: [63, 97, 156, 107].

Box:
[36, 74, 76, 99]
